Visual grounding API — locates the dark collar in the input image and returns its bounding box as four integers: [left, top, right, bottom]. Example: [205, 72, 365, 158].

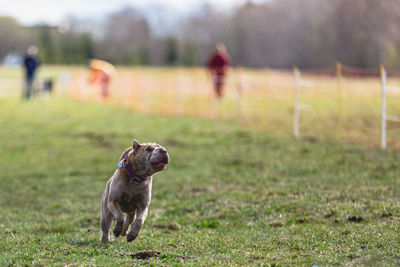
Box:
[117, 154, 148, 184]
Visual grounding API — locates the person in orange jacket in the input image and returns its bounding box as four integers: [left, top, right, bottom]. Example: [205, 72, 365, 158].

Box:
[88, 59, 115, 100]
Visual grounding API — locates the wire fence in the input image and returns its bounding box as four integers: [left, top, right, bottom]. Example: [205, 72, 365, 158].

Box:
[66, 65, 400, 149]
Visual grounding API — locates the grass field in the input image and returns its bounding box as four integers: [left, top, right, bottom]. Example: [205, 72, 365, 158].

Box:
[0, 93, 399, 265]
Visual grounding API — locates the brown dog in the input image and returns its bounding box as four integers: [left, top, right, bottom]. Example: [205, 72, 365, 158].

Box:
[100, 139, 169, 242]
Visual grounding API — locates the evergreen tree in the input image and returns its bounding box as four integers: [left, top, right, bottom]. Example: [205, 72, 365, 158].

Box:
[182, 42, 197, 66]
[80, 33, 94, 61]
[38, 25, 55, 63]
[164, 36, 178, 66]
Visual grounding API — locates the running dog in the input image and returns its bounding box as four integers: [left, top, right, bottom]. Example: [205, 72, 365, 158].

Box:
[100, 139, 169, 242]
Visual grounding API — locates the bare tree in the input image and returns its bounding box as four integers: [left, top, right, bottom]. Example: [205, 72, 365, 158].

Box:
[98, 7, 150, 65]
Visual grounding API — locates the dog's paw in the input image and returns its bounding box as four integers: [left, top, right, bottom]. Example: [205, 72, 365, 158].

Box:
[127, 232, 138, 242]
[113, 223, 123, 237]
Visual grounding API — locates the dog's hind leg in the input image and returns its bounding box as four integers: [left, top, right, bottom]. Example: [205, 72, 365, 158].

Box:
[121, 211, 136, 236]
[100, 181, 112, 242]
[100, 210, 113, 242]
[108, 201, 125, 237]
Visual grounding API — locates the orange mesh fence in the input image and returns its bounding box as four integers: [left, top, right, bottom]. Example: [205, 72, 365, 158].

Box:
[65, 66, 400, 149]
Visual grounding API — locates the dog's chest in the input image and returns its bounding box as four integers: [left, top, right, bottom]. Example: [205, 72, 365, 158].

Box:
[118, 192, 147, 212]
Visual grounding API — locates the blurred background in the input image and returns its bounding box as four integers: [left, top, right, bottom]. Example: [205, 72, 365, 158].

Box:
[2, 0, 400, 69]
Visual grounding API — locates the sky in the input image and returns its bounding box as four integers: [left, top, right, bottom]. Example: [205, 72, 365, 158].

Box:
[0, 0, 268, 26]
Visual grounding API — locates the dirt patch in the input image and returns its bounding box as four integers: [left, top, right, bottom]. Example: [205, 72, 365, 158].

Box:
[80, 217, 99, 227]
[249, 255, 267, 260]
[151, 223, 181, 231]
[73, 241, 88, 247]
[348, 254, 360, 260]
[129, 251, 160, 260]
[228, 158, 241, 165]
[74, 131, 115, 148]
[348, 216, 363, 223]
[190, 187, 208, 194]
[269, 222, 284, 227]
[164, 139, 185, 147]
[235, 131, 253, 142]
[324, 210, 337, 218]
[341, 230, 350, 235]
[295, 218, 306, 224]
[301, 136, 318, 143]
[126, 251, 193, 261]
[380, 212, 393, 218]
[226, 158, 264, 169]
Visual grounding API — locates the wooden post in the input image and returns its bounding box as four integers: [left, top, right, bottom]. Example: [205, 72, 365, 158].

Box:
[293, 66, 301, 138]
[337, 62, 343, 140]
[381, 65, 387, 149]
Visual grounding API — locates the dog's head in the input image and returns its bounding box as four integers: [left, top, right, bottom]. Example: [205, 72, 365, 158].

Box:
[128, 139, 170, 177]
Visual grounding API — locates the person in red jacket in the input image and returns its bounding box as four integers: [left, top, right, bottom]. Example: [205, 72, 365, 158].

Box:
[207, 43, 230, 98]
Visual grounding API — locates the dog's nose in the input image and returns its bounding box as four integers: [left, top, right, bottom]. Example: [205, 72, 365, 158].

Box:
[159, 148, 167, 154]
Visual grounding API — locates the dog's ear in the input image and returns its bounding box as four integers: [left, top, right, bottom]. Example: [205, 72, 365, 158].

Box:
[132, 139, 141, 150]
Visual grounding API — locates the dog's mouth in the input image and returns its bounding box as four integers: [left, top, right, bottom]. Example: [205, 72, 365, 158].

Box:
[151, 156, 169, 170]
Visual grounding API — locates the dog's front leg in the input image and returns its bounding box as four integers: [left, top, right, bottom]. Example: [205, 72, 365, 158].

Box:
[127, 205, 149, 242]
[108, 200, 124, 237]
[121, 211, 135, 236]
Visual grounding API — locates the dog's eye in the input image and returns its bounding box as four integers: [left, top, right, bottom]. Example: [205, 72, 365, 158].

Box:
[146, 147, 154, 152]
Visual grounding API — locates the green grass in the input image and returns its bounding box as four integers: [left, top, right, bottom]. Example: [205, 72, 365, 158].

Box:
[0, 96, 399, 266]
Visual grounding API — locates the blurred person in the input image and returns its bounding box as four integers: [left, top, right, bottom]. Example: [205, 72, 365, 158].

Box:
[23, 46, 40, 99]
[88, 59, 115, 100]
[207, 43, 231, 98]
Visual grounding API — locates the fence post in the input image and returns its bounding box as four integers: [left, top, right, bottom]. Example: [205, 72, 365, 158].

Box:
[337, 62, 343, 140]
[381, 65, 387, 149]
[293, 66, 301, 138]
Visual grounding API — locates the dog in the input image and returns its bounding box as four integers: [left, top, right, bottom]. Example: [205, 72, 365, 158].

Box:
[100, 139, 169, 242]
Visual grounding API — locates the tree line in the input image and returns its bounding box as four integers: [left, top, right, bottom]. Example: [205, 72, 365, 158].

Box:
[1, 0, 400, 70]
